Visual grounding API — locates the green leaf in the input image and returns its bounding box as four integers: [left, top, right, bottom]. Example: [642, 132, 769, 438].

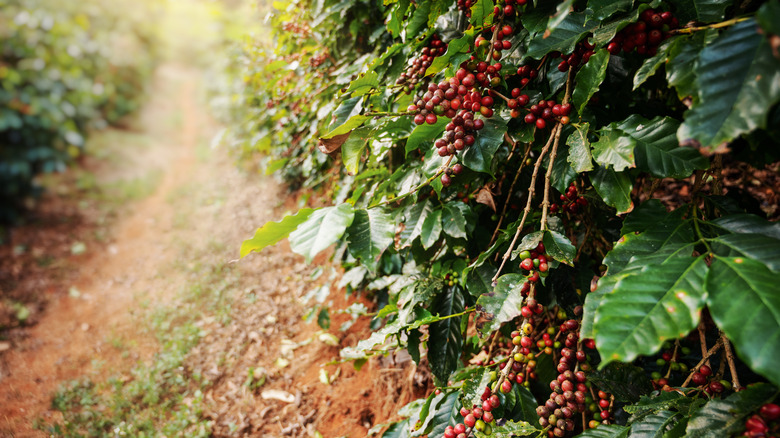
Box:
[686, 383, 780, 437]
[629, 410, 680, 438]
[427, 31, 475, 76]
[346, 208, 395, 271]
[581, 274, 618, 339]
[757, 0, 780, 35]
[400, 200, 435, 246]
[543, 231, 575, 266]
[710, 233, 780, 272]
[324, 96, 368, 138]
[590, 166, 634, 214]
[473, 420, 538, 438]
[711, 214, 780, 240]
[707, 256, 780, 387]
[592, 126, 636, 171]
[525, 13, 597, 60]
[460, 367, 494, 409]
[592, 8, 641, 47]
[289, 204, 355, 262]
[442, 203, 468, 239]
[429, 286, 465, 382]
[345, 71, 379, 97]
[548, 142, 578, 193]
[461, 114, 508, 174]
[521, 2, 554, 35]
[617, 115, 709, 179]
[406, 0, 432, 38]
[572, 49, 610, 115]
[343, 127, 372, 174]
[475, 274, 525, 335]
[666, 31, 715, 101]
[621, 199, 669, 235]
[469, 0, 494, 27]
[667, 0, 730, 23]
[428, 0, 453, 26]
[566, 122, 594, 172]
[575, 424, 630, 438]
[421, 208, 443, 249]
[382, 418, 412, 438]
[679, 19, 780, 150]
[406, 118, 448, 156]
[594, 256, 708, 364]
[548, 0, 575, 32]
[240, 209, 316, 257]
[586, 0, 633, 22]
[588, 362, 654, 403]
[633, 39, 678, 90]
[429, 391, 463, 437]
[387, 0, 411, 36]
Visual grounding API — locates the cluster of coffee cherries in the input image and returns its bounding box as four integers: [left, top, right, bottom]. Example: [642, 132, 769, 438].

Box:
[491, 0, 526, 18]
[690, 364, 730, 394]
[456, 0, 475, 17]
[606, 9, 678, 56]
[551, 183, 588, 214]
[475, 24, 515, 62]
[538, 319, 608, 437]
[515, 64, 539, 87]
[518, 242, 549, 284]
[443, 269, 461, 287]
[442, 389, 502, 437]
[649, 343, 691, 388]
[744, 403, 780, 437]
[555, 40, 596, 72]
[520, 99, 573, 130]
[281, 21, 311, 37]
[397, 35, 447, 92]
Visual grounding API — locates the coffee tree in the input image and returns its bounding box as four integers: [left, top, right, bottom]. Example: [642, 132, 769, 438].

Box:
[237, 0, 780, 436]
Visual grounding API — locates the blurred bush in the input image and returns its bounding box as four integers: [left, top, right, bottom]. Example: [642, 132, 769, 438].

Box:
[0, 0, 163, 222]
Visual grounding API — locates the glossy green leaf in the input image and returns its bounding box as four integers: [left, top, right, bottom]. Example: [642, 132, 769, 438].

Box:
[473, 420, 538, 438]
[345, 71, 379, 96]
[590, 166, 634, 214]
[633, 39, 678, 90]
[679, 19, 780, 150]
[289, 204, 355, 262]
[547, 0, 574, 32]
[621, 199, 670, 235]
[406, 0, 432, 38]
[469, 0, 494, 26]
[526, 13, 597, 60]
[667, 0, 730, 23]
[710, 214, 780, 240]
[566, 122, 593, 172]
[666, 31, 715, 101]
[405, 118, 448, 155]
[618, 115, 709, 179]
[543, 230, 575, 266]
[710, 233, 780, 272]
[575, 425, 630, 438]
[757, 0, 780, 35]
[592, 126, 636, 171]
[572, 49, 610, 115]
[592, 8, 641, 47]
[475, 273, 525, 335]
[548, 142, 578, 193]
[346, 208, 396, 271]
[324, 96, 368, 138]
[429, 286, 465, 382]
[586, 0, 633, 22]
[686, 383, 780, 437]
[460, 367, 494, 409]
[382, 418, 412, 438]
[442, 203, 467, 239]
[629, 410, 680, 438]
[594, 256, 708, 364]
[387, 0, 411, 36]
[707, 256, 780, 387]
[581, 274, 619, 339]
[342, 127, 372, 174]
[400, 200, 435, 246]
[429, 391, 463, 437]
[421, 207, 443, 249]
[461, 114, 508, 174]
[240, 208, 316, 257]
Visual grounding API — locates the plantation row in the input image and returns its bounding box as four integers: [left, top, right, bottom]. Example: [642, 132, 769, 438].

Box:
[0, 0, 161, 222]
[231, 0, 780, 436]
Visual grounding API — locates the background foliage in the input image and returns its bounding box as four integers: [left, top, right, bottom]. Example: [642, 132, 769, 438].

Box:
[0, 0, 162, 222]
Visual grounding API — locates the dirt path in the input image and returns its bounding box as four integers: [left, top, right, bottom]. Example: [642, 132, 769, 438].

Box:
[0, 63, 425, 437]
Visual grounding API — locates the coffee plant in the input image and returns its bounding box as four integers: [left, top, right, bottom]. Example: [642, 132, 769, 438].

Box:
[236, 0, 780, 436]
[0, 0, 160, 222]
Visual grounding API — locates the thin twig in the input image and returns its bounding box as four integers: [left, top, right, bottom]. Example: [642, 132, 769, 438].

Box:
[540, 124, 564, 230]
[667, 17, 751, 35]
[489, 141, 532, 246]
[698, 320, 710, 368]
[371, 155, 454, 208]
[721, 333, 743, 391]
[491, 129, 556, 283]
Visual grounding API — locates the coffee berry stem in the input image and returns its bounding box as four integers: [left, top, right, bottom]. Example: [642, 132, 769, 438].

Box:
[720, 332, 743, 391]
[371, 155, 454, 208]
[681, 338, 723, 388]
